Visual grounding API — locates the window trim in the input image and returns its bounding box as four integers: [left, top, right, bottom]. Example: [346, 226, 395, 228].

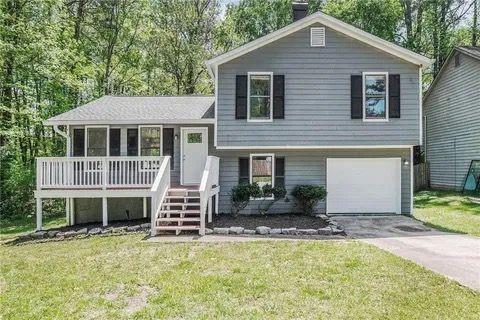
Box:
[85, 125, 110, 157]
[138, 125, 163, 156]
[249, 153, 275, 200]
[362, 71, 389, 122]
[247, 72, 274, 123]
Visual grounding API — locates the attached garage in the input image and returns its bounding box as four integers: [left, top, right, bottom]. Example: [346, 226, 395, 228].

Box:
[326, 158, 402, 214]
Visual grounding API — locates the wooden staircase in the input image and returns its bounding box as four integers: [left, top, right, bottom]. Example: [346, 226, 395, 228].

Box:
[154, 188, 201, 235]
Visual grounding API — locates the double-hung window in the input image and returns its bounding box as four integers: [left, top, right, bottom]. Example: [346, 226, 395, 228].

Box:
[363, 72, 388, 121]
[139, 126, 162, 156]
[250, 154, 274, 188]
[248, 72, 273, 122]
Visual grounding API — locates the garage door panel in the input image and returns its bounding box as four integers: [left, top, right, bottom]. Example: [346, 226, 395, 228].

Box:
[326, 158, 401, 214]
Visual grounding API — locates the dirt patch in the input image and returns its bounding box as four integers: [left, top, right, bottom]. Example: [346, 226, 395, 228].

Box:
[207, 214, 328, 229]
[125, 285, 156, 314]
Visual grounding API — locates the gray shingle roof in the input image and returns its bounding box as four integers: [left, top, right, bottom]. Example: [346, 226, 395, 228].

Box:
[457, 46, 480, 61]
[45, 95, 215, 125]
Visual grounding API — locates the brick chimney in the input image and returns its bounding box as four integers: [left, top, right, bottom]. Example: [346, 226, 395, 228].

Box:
[292, 2, 308, 22]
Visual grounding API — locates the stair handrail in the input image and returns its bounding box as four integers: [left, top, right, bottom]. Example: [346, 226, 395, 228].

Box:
[198, 156, 220, 235]
[150, 156, 171, 236]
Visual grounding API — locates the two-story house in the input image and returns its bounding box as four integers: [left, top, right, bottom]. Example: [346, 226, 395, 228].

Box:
[34, 6, 431, 235]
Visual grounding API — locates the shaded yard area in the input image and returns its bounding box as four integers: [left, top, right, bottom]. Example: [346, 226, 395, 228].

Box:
[1, 235, 479, 319]
[0, 214, 66, 240]
[414, 190, 480, 237]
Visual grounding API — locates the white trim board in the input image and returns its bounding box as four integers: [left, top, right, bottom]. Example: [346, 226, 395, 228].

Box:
[44, 119, 215, 126]
[215, 145, 414, 150]
[206, 11, 432, 75]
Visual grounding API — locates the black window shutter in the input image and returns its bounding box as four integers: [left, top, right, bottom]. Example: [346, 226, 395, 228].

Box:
[163, 128, 174, 169]
[238, 157, 249, 184]
[109, 128, 121, 156]
[73, 129, 85, 156]
[273, 75, 285, 119]
[275, 157, 285, 187]
[389, 74, 401, 118]
[127, 128, 138, 156]
[236, 75, 247, 119]
[351, 75, 363, 119]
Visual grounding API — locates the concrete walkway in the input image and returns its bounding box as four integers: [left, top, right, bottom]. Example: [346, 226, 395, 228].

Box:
[330, 215, 480, 291]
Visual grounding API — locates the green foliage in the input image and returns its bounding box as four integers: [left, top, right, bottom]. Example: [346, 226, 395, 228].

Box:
[292, 185, 327, 215]
[230, 182, 262, 215]
[258, 184, 288, 215]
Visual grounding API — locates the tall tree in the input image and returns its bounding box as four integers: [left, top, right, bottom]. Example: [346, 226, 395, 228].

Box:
[473, 0, 478, 45]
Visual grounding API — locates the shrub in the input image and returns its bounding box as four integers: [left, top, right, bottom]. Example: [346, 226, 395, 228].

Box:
[291, 185, 327, 215]
[230, 182, 262, 215]
[258, 184, 288, 215]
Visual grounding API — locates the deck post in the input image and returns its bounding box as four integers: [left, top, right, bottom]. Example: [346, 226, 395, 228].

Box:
[36, 197, 43, 231]
[215, 194, 219, 215]
[66, 198, 71, 225]
[143, 197, 147, 218]
[70, 198, 75, 225]
[208, 196, 213, 223]
[102, 197, 108, 227]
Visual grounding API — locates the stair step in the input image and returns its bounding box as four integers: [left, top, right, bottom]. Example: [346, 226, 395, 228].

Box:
[155, 225, 200, 231]
[162, 203, 200, 208]
[156, 217, 200, 222]
[160, 210, 200, 214]
[165, 196, 200, 200]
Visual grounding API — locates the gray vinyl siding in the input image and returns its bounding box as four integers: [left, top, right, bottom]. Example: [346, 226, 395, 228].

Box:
[424, 53, 480, 189]
[215, 148, 412, 214]
[217, 23, 420, 147]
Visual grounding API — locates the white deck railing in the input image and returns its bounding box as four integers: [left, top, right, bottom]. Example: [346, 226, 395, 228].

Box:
[198, 156, 220, 235]
[36, 156, 164, 190]
[150, 156, 171, 236]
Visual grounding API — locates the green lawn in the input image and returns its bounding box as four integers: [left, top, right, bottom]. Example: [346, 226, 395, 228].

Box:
[1, 235, 479, 319]
[414, 190, 480, 237]
[0, 214, 66, 240]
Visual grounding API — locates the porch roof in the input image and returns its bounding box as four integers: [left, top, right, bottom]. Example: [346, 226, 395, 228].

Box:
[44, 95, 215, 125]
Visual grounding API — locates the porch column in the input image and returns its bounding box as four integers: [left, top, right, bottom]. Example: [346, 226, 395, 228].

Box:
[66, 198, 71, 226]
[215, 194, 219, 215]
[70, 198, 75, 225]
[208, 196, 213, 223]
[102, 197, 108, 227]
[36, 197, 43, 231]
[143, 197, 147, 218]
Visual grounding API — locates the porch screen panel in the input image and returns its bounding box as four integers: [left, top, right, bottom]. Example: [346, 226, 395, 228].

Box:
[140, 127, 162, 156]
[109, 128, 121, 156]
[127, 129, 138, 156]
[73, 129, 85, 156]
[87, 127, 107, 156]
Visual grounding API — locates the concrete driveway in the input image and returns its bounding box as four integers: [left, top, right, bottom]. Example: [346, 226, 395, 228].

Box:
[330, 215, 480, 291]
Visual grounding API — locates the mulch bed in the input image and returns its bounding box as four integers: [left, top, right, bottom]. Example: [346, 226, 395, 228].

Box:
[47, 218, 150, 233]
[207, 214, 328, 230]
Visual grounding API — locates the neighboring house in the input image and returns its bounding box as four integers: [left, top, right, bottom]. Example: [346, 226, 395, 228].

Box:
[423, 46, 480, 190]
[34, 4, 431, 235]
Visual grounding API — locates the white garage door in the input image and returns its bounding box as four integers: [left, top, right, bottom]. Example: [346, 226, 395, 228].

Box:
[326, 158, 401, 214]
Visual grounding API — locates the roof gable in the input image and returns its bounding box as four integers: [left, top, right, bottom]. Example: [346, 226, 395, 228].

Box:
[206, 11, 432, 75]
[424, 47, 480, 102]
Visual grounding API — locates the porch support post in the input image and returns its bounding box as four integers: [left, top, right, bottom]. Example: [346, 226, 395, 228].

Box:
[215, 194, 219, 215]
[70, 198, 75, 225]
[36, 197, 43, 231]
[102, 197, 108, 227]
[143, 197, 147, 218]
[66, 198, 71, 226]
[208, 196, 213, 223]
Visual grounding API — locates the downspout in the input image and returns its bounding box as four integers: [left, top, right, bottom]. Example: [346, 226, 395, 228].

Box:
[53, 124, 70, 156]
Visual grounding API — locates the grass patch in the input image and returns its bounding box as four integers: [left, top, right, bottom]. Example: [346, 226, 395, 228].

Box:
[1, 235, 479, 319]
[0, 214, 66, 240]
[414, 190, 480, 237]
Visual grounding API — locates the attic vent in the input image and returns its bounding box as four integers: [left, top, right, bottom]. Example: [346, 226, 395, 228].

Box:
[310, 27, 325, 47]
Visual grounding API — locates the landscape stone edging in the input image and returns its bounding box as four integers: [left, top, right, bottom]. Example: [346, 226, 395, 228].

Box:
[207, 217, 344, 236]
[18, 223, 152, 242]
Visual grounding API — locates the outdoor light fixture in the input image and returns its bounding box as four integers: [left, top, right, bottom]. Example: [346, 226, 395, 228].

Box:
[174, 134, 179, 140]
[403, 159, 409, 166]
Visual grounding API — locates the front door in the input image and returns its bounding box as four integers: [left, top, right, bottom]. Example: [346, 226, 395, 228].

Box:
[182, 128, 208, 185]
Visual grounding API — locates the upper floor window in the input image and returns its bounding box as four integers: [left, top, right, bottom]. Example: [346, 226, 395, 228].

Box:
[363, 72, 389, 121]
[248, 72, 273, 122]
